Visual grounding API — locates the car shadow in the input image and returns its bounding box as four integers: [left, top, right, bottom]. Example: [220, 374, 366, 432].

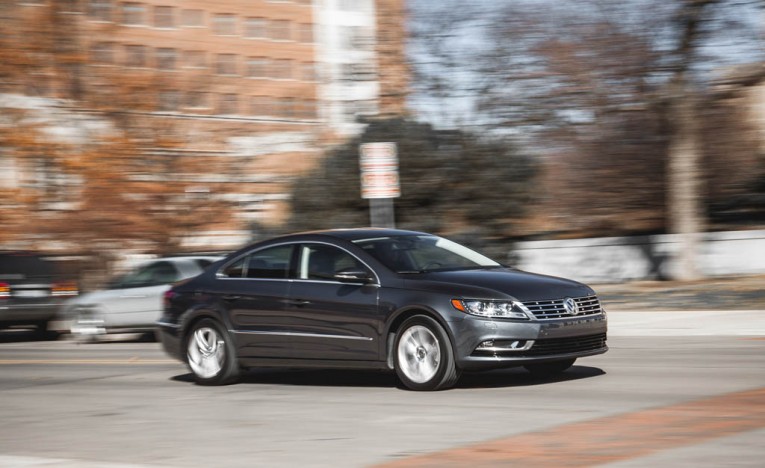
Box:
[171, 365, 606, 390]
[0, 328, 59, 343]
[457, 365, 606, 389]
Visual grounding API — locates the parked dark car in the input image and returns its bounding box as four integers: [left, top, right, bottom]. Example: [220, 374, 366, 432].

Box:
[0, 251, 78, 337]
[158, 229, 607, 390]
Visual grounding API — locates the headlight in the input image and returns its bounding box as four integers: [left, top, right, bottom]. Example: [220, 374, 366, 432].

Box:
[451, 299, 531, 320]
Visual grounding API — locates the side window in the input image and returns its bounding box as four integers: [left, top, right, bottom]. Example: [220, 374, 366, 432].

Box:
[221, 257, 246, 278]
[147, 261, 181, 284]
[220, 246, 293, 279]
[299, 244, 369, 281]
[245, 245, 294, 279]
[119, 261, 179, 287]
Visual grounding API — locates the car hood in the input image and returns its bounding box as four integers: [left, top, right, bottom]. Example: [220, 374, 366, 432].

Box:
[407, 268, 594, 302]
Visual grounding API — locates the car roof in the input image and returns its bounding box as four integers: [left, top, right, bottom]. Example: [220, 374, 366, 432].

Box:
[287, 228, 430, 242]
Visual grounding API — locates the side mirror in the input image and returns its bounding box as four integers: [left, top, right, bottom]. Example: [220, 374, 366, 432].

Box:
[333, 269, 374, 284]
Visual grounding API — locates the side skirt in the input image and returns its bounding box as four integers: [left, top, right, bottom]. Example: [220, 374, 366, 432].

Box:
[238, 357, 390, 371]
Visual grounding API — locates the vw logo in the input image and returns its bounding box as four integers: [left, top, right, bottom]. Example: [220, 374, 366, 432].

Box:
[563, 297, 579, 315]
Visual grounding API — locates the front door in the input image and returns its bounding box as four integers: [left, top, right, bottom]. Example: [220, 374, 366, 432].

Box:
[285, 243, 381, 361]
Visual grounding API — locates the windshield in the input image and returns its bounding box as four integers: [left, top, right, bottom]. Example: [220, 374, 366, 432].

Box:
[353, 235, 500, 273]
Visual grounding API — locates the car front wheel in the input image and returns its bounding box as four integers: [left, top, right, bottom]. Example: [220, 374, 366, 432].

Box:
[185, 318, 239, 385]
[394, 316, 460, 391]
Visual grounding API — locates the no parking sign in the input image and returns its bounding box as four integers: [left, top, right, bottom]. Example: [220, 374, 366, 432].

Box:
[359, 142, 400, 199]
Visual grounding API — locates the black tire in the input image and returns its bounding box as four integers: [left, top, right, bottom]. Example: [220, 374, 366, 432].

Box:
[184, 318, 239, 385]
[524, 358, 576, 377]
[33, 320, 59, 341]
[393, 315, 460, 391]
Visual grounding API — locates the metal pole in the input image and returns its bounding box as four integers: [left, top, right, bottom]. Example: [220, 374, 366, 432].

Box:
[369, 198, 395, 228]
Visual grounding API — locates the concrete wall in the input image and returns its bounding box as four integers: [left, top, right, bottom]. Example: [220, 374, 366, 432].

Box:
[514, 229, 765, 284]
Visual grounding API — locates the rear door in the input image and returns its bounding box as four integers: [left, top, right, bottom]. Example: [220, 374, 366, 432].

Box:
[216, 244, 296, 359]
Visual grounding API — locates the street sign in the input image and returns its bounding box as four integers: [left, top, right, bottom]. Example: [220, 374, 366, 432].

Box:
[360, 142, 400, 199]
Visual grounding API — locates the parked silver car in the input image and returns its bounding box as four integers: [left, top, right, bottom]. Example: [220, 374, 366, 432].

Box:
[61, 256, 220, 339]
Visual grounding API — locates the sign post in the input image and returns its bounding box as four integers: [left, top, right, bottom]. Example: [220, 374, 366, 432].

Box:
[360, 142, 399, 228]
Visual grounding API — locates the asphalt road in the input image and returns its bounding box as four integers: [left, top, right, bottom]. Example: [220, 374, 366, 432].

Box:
[0, 311, 764, 468]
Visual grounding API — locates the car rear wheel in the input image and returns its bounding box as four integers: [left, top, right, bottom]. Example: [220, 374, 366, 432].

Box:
[185, 318, 239, 385]
[394, 316, 460, 391]
[524, 358, 576, 377]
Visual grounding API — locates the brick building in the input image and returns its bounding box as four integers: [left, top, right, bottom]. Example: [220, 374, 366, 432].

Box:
[1, 0, 408, 249]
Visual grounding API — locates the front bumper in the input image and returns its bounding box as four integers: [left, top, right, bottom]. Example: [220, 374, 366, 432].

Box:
[449, 313, 608, 370]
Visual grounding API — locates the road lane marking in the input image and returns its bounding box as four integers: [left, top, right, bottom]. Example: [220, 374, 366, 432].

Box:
[0, 359, 176, 365]
[377, 387, 765, 467]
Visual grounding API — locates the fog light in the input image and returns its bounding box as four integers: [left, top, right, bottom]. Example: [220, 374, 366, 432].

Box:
[474, 339, 535, 353]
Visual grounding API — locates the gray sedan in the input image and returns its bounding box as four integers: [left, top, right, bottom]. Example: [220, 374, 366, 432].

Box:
[158, 229, 607, 390]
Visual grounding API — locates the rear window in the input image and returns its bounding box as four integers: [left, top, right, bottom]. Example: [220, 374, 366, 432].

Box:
[0, 253, 55, 280]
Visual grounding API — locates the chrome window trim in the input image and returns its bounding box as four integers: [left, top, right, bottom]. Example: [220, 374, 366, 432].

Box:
[289, 278, 381, 287]
[216, 241, 297, 280]
[230, 330, 374, 341]
[296, 241, 380, 285]
[216, 240, 381, 285]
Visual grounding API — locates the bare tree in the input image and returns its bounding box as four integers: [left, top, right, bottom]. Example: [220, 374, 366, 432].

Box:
[410, 0, 764, 278]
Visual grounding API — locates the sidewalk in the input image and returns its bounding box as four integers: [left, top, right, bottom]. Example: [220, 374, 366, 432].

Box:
[594, 274, 765, 312]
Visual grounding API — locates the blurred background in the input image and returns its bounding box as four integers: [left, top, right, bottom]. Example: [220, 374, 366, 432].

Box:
[0, 0, 763, 288]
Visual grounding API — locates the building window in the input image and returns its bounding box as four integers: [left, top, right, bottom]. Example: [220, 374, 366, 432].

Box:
[60, 0, 81, 13]
[156, 47, 176, 70]
[250, 96, 274, 116]
[268, 19, 291, 41]
[120, 2, 145, 26]
[341, 26, 374, 51]
[271, 59, 293, 79]
[246, 58, 269, 78]
[338, 0, 371, 12]
[298, 23, 313, 43]
[124, 44, 146, 67]
[300, 62, 318, 81]
[185, 92, 208, 109]
[244, 17, 267, 38]
[154, 5, 174, 28]
[180, 9, 203, 27]
[215, 54, 237, 75]
[355, 99, 378, 115]
[87, 0, 112, 21]
[212, 13, 236, 36]
[218, 94, 238, 115]
[341, 62, 376, 81]
[296, 100, 317, 118]
[158, 90, 180, 111]
[280, 98, 296, 117]
[182, 50, 206, 69]
[90, 42, 114, 64]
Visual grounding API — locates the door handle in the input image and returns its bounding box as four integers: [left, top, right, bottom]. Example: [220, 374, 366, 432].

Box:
[287, 299, 311, 306]
[222, 295, 241, 301]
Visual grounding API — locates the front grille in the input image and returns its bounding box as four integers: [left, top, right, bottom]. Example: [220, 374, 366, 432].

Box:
[521, 333, 607, 357]
[523, 295, 602, 320]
